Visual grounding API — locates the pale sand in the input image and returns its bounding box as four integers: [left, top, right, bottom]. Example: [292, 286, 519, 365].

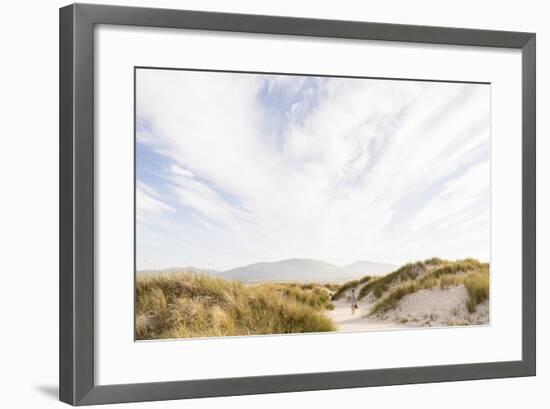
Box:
[328, 297, 405, 332]
[378, 286, 489, 327]
[328, 285, 489, 332]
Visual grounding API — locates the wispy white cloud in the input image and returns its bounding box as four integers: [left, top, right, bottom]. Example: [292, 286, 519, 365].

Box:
[136, 69, 490, 270]
[136, 182, 174, 223]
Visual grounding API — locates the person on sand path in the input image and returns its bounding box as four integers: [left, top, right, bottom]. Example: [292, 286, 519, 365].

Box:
[350, 289, 358, 315]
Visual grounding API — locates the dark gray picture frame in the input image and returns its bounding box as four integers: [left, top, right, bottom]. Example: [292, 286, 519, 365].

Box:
[59, 3, 536, 406]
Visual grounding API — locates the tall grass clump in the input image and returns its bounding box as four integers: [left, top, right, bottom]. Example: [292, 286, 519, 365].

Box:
[135, 273, 336, 340]
[464, 271, 490, 313]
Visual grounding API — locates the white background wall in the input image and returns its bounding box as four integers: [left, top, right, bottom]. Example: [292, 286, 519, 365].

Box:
[0, 0, 546, 407]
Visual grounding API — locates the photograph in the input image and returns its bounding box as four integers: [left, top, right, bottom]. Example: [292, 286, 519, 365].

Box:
[134, 68, 491, 340]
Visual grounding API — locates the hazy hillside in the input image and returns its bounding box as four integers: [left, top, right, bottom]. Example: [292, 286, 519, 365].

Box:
[219, 258, 397, 283]
[137, 266, 218, 275]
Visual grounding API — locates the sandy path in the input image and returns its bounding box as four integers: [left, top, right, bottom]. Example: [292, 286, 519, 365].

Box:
[328, 298, 404, 332]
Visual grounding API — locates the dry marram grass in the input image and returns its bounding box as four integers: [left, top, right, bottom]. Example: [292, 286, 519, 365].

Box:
[135, 273, 336, 339]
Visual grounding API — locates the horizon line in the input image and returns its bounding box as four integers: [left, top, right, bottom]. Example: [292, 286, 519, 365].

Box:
[136, 256, 490, 273]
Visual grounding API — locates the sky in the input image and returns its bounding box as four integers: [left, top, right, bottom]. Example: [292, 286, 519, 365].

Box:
[135, 69, 490, 271]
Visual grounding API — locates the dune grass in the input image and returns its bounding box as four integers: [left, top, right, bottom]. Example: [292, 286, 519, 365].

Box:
[135, 273, 336, 340]
[357, 261, 429, 300]
[331, 275, 372, 301]
[357, 257, 472, 300]
[464, 271, 490, 313]
[368, 259, 489, 315]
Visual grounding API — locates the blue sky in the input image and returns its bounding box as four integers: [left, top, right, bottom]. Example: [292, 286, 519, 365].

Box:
[136, 69, 490, 271]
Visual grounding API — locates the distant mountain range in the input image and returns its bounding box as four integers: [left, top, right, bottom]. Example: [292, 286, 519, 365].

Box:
[137, 266, 217, 275]
[137, 258, 397, 283]
[223, 258, 398, 283]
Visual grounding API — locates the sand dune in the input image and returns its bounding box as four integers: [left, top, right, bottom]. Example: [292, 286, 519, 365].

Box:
[327, 258, 490, 331]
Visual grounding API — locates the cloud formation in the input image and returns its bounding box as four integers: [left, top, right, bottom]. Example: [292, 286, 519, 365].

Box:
[136, 69, 490, 271]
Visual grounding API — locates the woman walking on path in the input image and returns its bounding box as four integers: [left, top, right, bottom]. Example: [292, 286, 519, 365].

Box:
[350, 289, 358, 315]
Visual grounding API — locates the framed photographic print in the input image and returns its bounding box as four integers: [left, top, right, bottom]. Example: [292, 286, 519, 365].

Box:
[59, 3, 536, 405]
